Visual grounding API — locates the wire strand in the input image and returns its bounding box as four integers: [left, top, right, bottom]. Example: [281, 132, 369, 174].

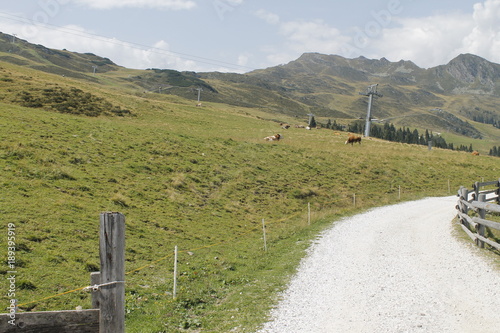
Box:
[16, 209, 306, 308]
[0, 11, 256, 72]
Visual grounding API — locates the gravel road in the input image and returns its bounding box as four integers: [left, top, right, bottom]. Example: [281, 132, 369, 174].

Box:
[258, 196, 500, 333]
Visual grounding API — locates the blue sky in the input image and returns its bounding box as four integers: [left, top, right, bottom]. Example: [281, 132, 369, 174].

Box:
[0, 1, 499, 73]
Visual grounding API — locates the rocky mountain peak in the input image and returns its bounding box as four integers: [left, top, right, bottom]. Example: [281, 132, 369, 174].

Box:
[444, 53, 500, 87]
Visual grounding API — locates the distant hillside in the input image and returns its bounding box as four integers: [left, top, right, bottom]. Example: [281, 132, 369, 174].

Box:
[0, 32, 119, 81]
[198, 53, 500, 140]
[0, 32, 499, 143]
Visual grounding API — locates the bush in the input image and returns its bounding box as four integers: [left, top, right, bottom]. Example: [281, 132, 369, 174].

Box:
[14, 86, 133, 117]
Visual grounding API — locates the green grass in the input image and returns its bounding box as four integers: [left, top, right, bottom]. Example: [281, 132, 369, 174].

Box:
[0, 62, 499, 332]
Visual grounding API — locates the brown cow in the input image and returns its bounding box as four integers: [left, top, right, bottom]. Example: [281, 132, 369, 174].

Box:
[264, 134, 281, 141]
[345, 134, 362, 145]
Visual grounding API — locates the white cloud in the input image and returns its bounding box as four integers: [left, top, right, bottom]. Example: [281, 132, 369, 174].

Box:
[365, 0, 500, 67]
[280, 20, 348, 52]
[458, 0, 500, 62]
[71, 0, 196, 10]
[255, 9, 280, 25]
[118, 40, 200, 71]
[237, 53, 251, 67]
[265, 52, 295, 67]
[372, 14, 474, 67]
[255, 0, 500, 69]
[260, 19, 350, 65]
[5, 18, 201, 70]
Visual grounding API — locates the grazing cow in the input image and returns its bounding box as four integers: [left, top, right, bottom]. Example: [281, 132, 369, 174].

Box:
[471, 151, 480, 156]
[264, 134, 281, 141]
[345, 134, 362, 145]
[196, 103, 202, 107]
[280, 123, 290, 129]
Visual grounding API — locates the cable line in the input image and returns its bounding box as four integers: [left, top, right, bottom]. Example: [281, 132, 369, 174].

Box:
[0, 11, 256, 72]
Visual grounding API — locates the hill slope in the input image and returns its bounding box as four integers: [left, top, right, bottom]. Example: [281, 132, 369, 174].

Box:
[1, 32, 500, 145]
[0, 57, 499, 332]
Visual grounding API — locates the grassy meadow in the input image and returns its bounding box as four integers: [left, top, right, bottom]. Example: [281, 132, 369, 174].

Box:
[0, 62, 499, 332]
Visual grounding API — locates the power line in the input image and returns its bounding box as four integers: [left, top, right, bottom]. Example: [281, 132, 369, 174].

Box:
[0, 12, 256, 72]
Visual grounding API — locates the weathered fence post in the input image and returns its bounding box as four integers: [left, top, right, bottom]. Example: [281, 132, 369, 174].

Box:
[459, 187, 469, 228]
[99, 212, 125, 333]
[473, 181, 480, 201]
[477, 194, 487, 249]
[497, 178, 500, 205]
[90, 272, 101, 310]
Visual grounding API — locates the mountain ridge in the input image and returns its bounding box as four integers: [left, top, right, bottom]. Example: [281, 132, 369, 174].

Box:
[197, 52, 500, 140]
[0, 32, 499, 142]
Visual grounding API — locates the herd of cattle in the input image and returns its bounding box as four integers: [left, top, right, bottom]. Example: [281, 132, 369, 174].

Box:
[264, 123, 362, 145]
[263, 123, 482, 156]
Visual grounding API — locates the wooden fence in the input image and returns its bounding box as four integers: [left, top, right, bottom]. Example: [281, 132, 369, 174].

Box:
[1, 212, 125, 333]
[456, 179, 500, 250]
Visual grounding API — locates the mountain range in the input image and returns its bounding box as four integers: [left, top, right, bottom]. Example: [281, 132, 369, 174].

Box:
[1, 32, 499, 143]
[197, 53, 500, 139]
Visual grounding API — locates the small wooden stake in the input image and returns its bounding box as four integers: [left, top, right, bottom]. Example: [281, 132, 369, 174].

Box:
[308, 202, 311, 225]
[262, 218, 267, 252]
[173, 245, 178, 299]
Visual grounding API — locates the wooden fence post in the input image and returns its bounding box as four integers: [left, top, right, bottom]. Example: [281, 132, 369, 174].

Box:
[459, 187, 469, 229]
[473, 181, 480, 201]
[99, 212, 125, 333]
[497, 178, 500, 205]
[477, 194, 487, 249]
[90, 272, 101, 310]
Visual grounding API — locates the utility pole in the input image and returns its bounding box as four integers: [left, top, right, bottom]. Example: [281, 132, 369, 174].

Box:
[359, 84, 382, 137]
[92, 65, 97, 76]
[196, 87, 203, 103]
[307, 113, 315, 128]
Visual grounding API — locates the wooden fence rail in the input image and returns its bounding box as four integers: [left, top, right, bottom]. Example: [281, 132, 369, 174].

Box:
[1, 212, 125, 333]
[456, 179, 500, 251]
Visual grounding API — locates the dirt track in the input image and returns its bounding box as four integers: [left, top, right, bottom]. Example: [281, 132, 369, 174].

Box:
[258, 197, 500, 333]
